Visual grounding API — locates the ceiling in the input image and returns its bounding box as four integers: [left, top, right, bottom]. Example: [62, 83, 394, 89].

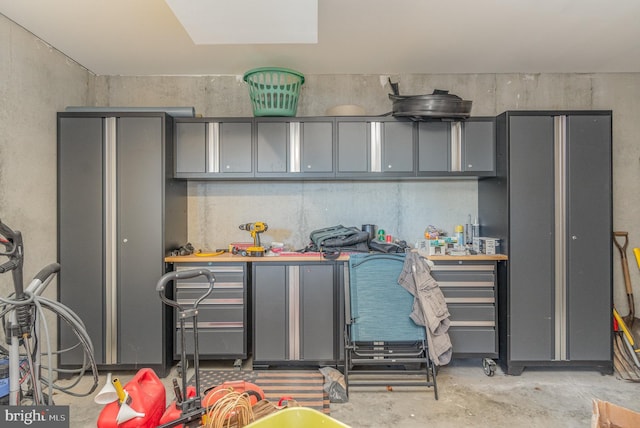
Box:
[1, 0, 640, 76]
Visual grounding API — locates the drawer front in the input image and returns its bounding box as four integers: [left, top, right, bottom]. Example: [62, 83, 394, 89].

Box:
[176, 264, 245, 287]
[441, 287, 495, 302]
[449, 327, 497, 354]
[448, 304, 495, 323]
[431, 271, 495, 286]
[176, 288, 245, 301]
[431, 262, 495, 286]
[176, 305, 244, 324]
[176, 327, 245, 356]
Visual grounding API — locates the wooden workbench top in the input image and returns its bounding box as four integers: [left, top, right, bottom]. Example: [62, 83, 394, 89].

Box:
[165, 252, 507, 263]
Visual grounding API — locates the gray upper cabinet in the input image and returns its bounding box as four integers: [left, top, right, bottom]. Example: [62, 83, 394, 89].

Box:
[255, 118, 334, 178]
[462, 118, 495, 175]
[381, 119, 414, 175]
[336, 119, 368, 175]
[175, 116, 494, 180]
[417, 121, 450, 173]
[418, 118, 495, 177]
[336, 117, 414, 178]
[174, 118, 253, 179]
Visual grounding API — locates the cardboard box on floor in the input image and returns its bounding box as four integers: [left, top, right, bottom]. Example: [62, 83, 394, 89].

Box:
[592, 400, 640, 428]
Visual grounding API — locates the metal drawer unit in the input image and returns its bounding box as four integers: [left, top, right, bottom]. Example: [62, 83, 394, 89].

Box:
[173, 263, 248, 361]
[430, 260, 498, 358]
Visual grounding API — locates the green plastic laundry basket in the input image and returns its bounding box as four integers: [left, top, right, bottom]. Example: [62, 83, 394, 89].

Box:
[243, 67, 305, 117]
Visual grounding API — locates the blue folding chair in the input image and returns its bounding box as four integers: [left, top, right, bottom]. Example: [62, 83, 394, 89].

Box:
[344, 253, 438, 399]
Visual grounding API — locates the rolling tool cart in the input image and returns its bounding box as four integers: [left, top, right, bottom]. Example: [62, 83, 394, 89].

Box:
[156, 268, 215, 428]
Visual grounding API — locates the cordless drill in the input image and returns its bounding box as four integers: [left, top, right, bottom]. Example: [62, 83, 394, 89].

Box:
[237, 222, 268, 256]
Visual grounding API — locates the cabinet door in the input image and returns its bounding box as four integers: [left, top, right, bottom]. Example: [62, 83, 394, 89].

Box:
[336, 120, 369, 175]
[256, 119, 334, 177]
[220, 122, 253, 173]
[508, 115, 555, 361]
[174, 119, 253, 178]
[382, 120, 414, 174]
[463, 119, 495, 175]
[417, 121, 450, 173]
[176, 122, 206, 174]
[256, 121, 287, 173]
[58, 117, 105, 365]
[301, 121, 333, 174]
[300, 264, 335, 360]
[117, 117, 165, 365]
[253, 265, 287, 361]
[566, 114, 611, 360]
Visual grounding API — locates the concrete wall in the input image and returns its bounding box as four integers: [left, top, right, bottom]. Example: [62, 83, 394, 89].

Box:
[0, 15, 93, 297]
[97, 73, 640, 313]
[2, 12, 640, 319]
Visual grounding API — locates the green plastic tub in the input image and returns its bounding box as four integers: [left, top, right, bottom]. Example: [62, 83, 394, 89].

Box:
[243, 67, 305, 117]
[245, 408, 351, 428]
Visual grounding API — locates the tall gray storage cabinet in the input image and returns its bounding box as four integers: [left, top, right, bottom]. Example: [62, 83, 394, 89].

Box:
[57, 112, 186, 377]
[479, 111, 612, 375]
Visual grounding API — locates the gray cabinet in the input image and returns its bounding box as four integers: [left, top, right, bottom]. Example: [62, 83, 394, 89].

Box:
[58, 112, 186, 376]
[418, 118, 495, 176]
[255, 118, 334, 178]
[174, 118, 253, 179]
[336, 117, 414, 178]
[463, 119, 495, 174]
[252, 262, 339, 367]
[174, 116, 495, 180]
[430, 261, 498, 358]
[479, 111, 612, 375]
[417, 121, 450, 173]
[172, 263, 248, 360]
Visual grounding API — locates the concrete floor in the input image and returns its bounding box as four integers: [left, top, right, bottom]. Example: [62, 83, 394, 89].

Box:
[49, 358, 639, 428]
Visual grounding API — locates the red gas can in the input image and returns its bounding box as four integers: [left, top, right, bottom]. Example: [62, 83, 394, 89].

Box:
[97, 368, 166, 428]
[158, 385, 196, 427]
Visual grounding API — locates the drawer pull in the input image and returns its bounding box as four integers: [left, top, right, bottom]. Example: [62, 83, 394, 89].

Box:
[431, 265, 495, 272]
[179, 321, 244, 329]
[177, 298, 243, 305]
[177, 282, 243, 290]
[437, 281, 494, 288]
[445, 297, 494, 304]
[449, 320, 495, 327]
[177, 265, 244, 274]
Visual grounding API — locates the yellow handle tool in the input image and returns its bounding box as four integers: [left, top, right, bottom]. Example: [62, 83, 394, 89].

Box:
[614, 307, 638, 351]
[195, 249, 225, 257]
[634, 247, 640, 269]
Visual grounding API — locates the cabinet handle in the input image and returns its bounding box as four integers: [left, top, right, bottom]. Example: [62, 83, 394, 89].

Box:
[207, 122, 220, 173]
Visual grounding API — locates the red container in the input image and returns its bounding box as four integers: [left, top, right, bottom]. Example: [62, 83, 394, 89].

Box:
[158, 385, 196, 428]
[97, 368, 166, 428]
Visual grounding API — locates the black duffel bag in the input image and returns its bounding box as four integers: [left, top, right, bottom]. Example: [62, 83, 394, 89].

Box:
[305, 225, 370, 255]
[368, 239, 410, 253]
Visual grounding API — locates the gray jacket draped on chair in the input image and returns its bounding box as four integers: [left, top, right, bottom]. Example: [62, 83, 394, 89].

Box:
[398, 251, 452, 366]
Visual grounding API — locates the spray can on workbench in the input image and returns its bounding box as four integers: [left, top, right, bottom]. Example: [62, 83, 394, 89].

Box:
[472, 217, 480, 241]
[455, 225, 465, 249]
